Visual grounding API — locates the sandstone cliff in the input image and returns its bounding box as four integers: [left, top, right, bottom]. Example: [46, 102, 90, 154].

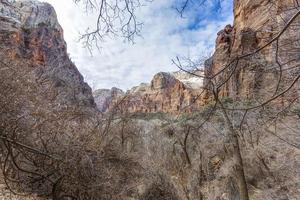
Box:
[205, 0, 300, 103]
[93, 71, 204, 114]
[0, 0, 96, 109]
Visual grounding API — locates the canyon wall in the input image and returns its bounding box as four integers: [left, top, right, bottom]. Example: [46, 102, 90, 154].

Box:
[205, 0, 300, 102]
[94, 71, 204, 114]
[0, 1, 299, 200]
[0, 0, 96, 109]
[0, 1, 117, 198]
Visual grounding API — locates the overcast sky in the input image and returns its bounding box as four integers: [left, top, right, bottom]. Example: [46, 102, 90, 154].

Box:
[43, 0, 233, 91]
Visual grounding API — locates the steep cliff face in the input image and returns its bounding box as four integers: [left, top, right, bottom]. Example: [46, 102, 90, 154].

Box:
[0, 0, 96, 109]
[93, 87, 124, 112]
[0, 1, 101, 198]
[205, 0, 300, 101]
[94, 71, 204, 114]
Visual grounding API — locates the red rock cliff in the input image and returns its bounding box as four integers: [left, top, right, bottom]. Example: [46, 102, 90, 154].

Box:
[0, 0, 96, 108]
[204, 0, 300, 103]
[94, 71, 204, 114]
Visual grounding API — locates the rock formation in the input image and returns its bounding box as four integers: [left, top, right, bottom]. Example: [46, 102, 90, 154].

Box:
[0, 1, 105, 198]
[0, 0, 96, 109]
[205, 0, 300, 102]
[94, 71, 204, 114]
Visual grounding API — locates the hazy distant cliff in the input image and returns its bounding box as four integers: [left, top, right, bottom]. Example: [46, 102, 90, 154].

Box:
[93, 71, 204, 114]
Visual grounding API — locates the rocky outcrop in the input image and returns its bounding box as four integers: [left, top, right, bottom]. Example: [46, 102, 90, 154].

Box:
[94, 71, 204, 114]
[205, 0, 300, 101]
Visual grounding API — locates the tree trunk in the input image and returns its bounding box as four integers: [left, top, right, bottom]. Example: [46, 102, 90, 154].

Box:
[218, 98, 249, 200]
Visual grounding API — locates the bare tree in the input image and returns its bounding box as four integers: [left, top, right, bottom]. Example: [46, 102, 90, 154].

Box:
[73, 0, 147, 51]
[74, 0, 219, 50]
[0, 41, 144, 199]
[1, 0, 299, 199]
[172, 2, 300, 199]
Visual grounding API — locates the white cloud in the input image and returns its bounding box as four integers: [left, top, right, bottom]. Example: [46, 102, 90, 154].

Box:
[43, 0, 233, 91]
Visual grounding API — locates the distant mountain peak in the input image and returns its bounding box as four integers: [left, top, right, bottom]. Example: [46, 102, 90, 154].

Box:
[93, 70, 204, 113]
